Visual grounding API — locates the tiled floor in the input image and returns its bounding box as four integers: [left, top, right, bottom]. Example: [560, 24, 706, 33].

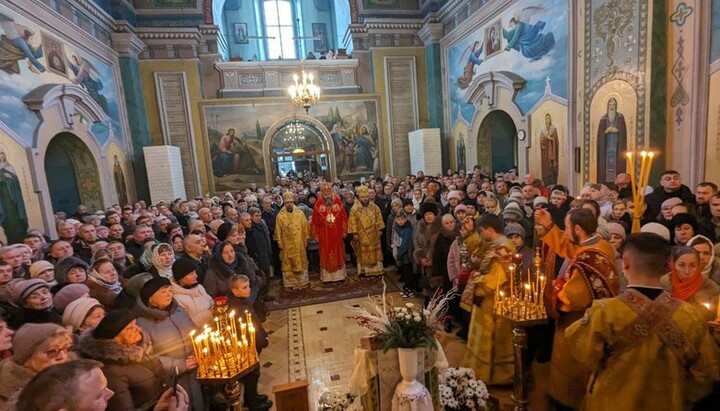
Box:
[257, 291, 552, 411]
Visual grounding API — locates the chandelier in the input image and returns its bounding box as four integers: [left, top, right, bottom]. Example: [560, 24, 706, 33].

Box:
[284, 120, 306, 154]
[288, 61, 320, 114]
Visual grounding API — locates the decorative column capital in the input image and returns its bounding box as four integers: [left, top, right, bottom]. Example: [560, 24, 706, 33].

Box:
[112, 30, 146, 60]
[418, 22, 444, 45]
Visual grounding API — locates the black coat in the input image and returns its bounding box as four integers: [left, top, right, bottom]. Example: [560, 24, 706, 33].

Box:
[644, 184, 696, 223]
[245, 223, 272, 277]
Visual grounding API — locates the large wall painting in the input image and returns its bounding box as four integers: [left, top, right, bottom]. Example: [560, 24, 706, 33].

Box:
[445, 0, 569, 127]
[201, 97, 382, 193]
[0, 4, 125, 148]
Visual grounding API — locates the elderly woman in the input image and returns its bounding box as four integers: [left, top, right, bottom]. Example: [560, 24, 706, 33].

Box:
[77, 310, 167, 411]
[62, 297, 105, 335]
[11, 279, 62, 328]
[0, 323, 72, 408]
[661, 247, 720, 319]
[52, 256, 90, 293]
[86, 259, 123, 308]
[134, 277, 203, 410]
[150, 243, 175, 280]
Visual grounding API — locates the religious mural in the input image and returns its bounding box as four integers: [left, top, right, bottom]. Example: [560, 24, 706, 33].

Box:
[0, 145, 28, 244]
[202, 98, 382, 193]
[713, 0, 720, 63]
[446, 0, 568, 126]
[539, 113, 560, 185]
[0, 4, 124, 148]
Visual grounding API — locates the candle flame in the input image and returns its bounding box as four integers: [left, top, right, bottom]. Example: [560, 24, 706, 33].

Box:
[704, 303, 711, 310]
[626, 151, 632, 158]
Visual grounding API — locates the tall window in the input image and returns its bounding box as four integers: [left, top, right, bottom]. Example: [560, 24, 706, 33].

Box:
[263, 0, 296, 59]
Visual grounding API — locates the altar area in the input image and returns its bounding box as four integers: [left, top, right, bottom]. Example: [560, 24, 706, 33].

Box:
[257, 291, 553, 410]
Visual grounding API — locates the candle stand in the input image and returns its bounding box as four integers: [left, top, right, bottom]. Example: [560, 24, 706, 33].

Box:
[493, 248, 548, 411]
[191, 297, 260, 411]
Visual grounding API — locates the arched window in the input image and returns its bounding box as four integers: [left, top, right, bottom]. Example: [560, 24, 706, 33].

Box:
[263, 0, 296, 59]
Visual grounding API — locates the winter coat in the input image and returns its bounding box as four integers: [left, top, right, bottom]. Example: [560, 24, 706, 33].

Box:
[133, 298, 203, 411]
[0, 358, 34, 410]
[245, 223, 273, 277]
[10, 307, 63, 330]
[171, 282, 214, 327]
[77, 331, 167, 411]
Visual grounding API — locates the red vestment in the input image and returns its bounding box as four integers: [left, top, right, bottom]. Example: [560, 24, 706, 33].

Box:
[311, 194, 348, 272]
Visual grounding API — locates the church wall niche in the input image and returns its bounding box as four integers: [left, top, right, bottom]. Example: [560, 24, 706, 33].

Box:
[198, 95, 383, 194]
[527, 100, 567, 187]
[442, 0, 569, 174]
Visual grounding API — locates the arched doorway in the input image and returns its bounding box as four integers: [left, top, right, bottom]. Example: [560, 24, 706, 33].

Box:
[267, 118, 333, 181]
[45, 133, 103, 215]
[477, 110, 517, 174]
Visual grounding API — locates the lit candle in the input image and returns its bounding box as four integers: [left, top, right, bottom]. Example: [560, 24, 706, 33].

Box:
[524, 283, 531, 302]
[189, 330, 199, 361]
[498, 291, 505, 314]
[717, 295, 720, 319]
[509, 263, 516, 299]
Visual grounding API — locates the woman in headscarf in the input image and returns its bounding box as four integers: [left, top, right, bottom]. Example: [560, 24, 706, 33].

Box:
[687, 235, 720, 285]
[660, 247, 720, 319]
[86, 259, 123, 308]
[170, 234, 185, 259]
[150, 243, 175, 280]
[589, 183, 613, 219]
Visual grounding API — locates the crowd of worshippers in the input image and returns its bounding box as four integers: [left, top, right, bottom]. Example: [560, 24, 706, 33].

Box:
[1, 166, 720, 410]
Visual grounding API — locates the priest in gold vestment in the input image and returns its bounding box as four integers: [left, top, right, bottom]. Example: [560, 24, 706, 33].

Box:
[347, 185, 385, 277]
[535, 208, 618, 409]
[461, 213, 514, 385]
[566, 233, 718, 411]
[275, 191, 310, 289]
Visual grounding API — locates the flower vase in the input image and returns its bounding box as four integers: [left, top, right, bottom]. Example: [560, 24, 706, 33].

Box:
[391, 348, 433, 411]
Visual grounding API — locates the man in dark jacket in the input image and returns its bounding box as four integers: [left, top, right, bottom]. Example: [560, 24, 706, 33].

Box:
[246, 208, 273, 278]
[644, 170, 695, 222]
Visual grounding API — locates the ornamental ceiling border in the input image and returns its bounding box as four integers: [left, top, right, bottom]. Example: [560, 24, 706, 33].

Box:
[582, 0, 649, 182]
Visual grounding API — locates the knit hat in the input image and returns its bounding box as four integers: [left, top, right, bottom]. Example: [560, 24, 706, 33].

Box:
[53, 283, 91, 314]
[533, 196, 549, 209]
[669, 213, 698, 233]
[62, 297, 103, 331]
[419, 201, 439, 217]
[217, 222, 233, 242]
[29, 261, 54, 279]
[502, 205, 524, 222]
[504, 222, 526, 239]
[12, 323, 66, 364]
[172, 258, 197, 282]
[640, 223, 671, 242]
[607, 222, 627, 241]
[140, 277, 171, 305]
[509, 192, 524, 203]
[661, 197, 683, 210]
[447, 190, 462, 201]
[402, 198, 414, 207]
[453, 205, 468, 218]
[12, 279, 49, 305]
[55, 256, 89, 285]
[92, 310, 137, 340]
[596, 224, 610, 240]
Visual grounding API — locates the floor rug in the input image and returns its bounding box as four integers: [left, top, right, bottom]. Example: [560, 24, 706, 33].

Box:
[265, 267, 402, 311]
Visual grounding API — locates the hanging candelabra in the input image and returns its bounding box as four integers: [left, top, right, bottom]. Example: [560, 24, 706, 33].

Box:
[288, 60, 320, 114]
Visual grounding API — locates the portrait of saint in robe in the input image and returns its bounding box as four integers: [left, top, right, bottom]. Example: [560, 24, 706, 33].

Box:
[0, 150, 28, 243]
[539, 113, 559, 185]
[596, 97, 627, 183]
[456, 133, 466, 172]
[113, 155, 128, 207]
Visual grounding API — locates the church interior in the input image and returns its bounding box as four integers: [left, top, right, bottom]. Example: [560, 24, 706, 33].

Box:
[1, 0, 720, 410]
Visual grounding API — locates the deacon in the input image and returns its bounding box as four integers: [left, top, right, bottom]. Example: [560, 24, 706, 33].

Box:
[535, 208, 619, 410]
[275, 192, 310, 289]
[348, 185, 385, 277]
[566, 233, 718, 410]
[311, 182, 349, 283]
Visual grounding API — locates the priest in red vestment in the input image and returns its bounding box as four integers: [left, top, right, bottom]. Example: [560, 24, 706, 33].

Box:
[311, 182, 349, 283]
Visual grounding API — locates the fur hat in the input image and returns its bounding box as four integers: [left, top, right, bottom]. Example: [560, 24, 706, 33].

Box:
[172, 258, 197, 282]
[640, 223, 671, 242]
[503, 222, 526, 239]
[140, 277, 171, 306]
[63, 297, 103, 331]
[12, 323, 67, 364]
[419, 201, 439, 217]
[93, 310, 137, 340]
[669, 213, 698, 234]
[53, 283, 91, 314]
[217, 222, 233, 242]
[29, 261, 54, 279]
[12, 279, 49, 305]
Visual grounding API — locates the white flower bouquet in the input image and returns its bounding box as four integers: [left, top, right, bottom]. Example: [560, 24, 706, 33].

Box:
[317, 390, 357, 411]
[438, 367, 489, 411]
[348, 282, 456, 351]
